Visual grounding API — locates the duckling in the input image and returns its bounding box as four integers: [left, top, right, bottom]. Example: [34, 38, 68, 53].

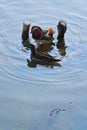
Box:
[31, 26, 54, 40]
[28, 44, 61, 62]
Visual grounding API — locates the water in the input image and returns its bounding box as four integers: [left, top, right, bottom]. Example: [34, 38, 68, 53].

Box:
[0, 0, 87, 130]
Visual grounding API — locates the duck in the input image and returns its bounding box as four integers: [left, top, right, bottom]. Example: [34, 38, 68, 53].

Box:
[31, 26, 54, 40]
[28, 43, 61, 63]
[57, 20, 67, 41]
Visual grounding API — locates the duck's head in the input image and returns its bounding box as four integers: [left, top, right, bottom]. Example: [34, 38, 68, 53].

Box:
[31, 26, 43, 40]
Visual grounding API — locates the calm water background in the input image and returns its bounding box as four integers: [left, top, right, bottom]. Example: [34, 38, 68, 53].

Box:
[0, 0, 87, 130]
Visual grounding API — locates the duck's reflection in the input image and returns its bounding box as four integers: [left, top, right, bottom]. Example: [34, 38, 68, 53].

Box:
[22, 40, 30, 48]
[22, 40, 61, 68]
[21, 40, 30, 53]
[27, 59, 61, 68]
[56, 38, 67, 56]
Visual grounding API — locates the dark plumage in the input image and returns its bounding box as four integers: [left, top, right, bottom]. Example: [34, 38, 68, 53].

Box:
[57, 20, 67, 41]
[31, 26, 43, 40]
[31, 26, 54, 40]
[28, 44, 61, 62]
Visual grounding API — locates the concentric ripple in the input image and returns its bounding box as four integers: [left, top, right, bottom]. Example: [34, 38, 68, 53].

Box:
[0, 0, 87, 86]
[0, 1, 87, 130]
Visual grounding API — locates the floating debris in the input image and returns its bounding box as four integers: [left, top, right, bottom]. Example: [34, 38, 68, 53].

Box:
[49, 102, 72, 116]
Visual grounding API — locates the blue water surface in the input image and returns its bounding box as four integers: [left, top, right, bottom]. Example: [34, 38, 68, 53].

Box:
[0, 0, 87, 130]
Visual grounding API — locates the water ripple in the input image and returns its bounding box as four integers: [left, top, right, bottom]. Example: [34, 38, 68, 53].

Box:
[0, 0, 87, 86]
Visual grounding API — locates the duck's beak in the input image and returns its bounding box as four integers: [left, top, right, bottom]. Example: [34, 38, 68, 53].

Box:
[48, 28, 55, 34]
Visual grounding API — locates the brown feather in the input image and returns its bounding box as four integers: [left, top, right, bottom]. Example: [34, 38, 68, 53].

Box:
[28, 44, 61, 62]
